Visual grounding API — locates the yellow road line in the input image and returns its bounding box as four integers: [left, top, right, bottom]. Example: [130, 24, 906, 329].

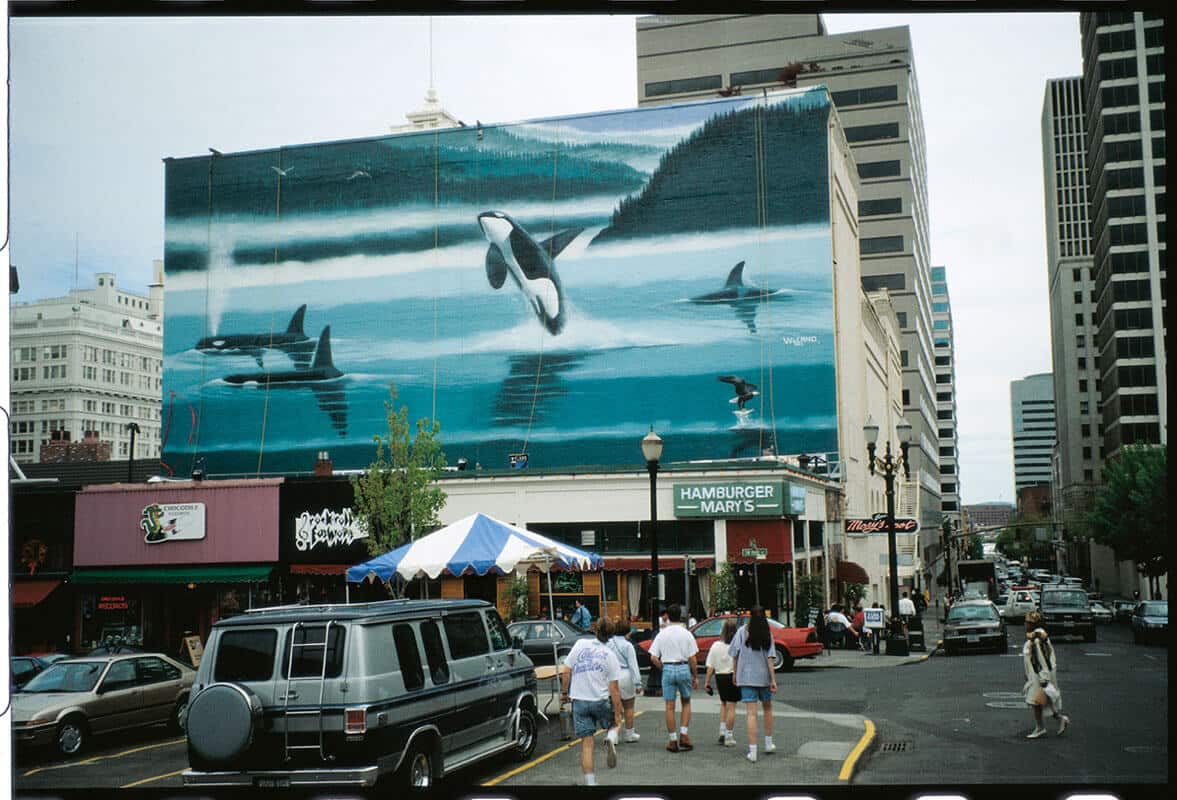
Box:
[482, 710, 644, 787]
[121, 767, 187, 788]
[837, 718, 875, 783]
[21, 737, 186, 776]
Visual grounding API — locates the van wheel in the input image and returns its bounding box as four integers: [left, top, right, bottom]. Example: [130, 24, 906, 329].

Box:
[402, 741, 435, 789]
[513, 708, 538, 760]
[55, 715, 87, 758]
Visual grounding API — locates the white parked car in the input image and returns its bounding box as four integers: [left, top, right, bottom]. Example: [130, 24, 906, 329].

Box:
[1089, 600, 1113, 623]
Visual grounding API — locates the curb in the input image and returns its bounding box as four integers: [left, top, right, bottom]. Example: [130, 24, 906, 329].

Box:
[837, 718, 876, 783]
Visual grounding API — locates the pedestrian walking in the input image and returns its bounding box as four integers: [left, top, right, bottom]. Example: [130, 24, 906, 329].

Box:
[898, 591, 917, 618]
[571, 598, 592, 631]
[605, 617, 643, 743]
[1021, 611, 1070, 738]
[648, 603, 699, 752]
[560, 617, 625, 785]
[729, 605, 777, 762]
[703, 618, 740, 746]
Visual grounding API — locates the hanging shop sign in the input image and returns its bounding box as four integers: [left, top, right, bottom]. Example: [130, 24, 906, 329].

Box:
[844, 513, 920, 535]
[788, 483, 807, 516]
[674, 481, 785, 517]
[140, 502, 206, 543]
[294, 508, 369, 552]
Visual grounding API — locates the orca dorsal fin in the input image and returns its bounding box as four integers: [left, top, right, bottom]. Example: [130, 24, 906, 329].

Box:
[311, 326, 337, 373]
[724, 261, 746, 288]
[287, 304, 308, 336]
[539, 227, 585, 261]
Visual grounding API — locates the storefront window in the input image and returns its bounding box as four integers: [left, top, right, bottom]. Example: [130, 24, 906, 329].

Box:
[81, 593, 143, 650]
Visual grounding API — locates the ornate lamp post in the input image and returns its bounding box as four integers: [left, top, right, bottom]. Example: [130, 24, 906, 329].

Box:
[864, 416, 912, 654]
[641, 427, 664, 636]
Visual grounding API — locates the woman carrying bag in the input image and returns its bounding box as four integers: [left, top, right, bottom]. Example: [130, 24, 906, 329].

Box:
[1021, 611, 1071, 738]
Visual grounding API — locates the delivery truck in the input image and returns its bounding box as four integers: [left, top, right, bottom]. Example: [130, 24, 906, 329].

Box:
[955, 559, 998, 602]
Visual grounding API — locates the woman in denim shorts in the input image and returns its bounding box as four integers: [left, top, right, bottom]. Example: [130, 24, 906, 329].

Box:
[728, 606, 778, 762]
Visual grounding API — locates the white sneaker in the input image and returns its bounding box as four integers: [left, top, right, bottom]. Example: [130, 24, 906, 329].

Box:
[746, 751, 758, 763]
[1057, 716, 1070, 736]
[605, 727, 619, 745]
[1026, 728, 1047, 739]
[724, 736, 736, 747]
[605, 734, 617, 768]
[624, 730, 641, 743]
[763, 741, 777, 754]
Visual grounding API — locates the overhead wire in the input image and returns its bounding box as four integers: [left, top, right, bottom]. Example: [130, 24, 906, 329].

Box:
[256, 148, 284, 475]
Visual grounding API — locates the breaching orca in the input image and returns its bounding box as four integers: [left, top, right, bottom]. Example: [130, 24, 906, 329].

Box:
[195, 304, 315, 367]
[223, 326, 342, 385]
[689, 262, 784, 334]
[478, 211, 583, 335]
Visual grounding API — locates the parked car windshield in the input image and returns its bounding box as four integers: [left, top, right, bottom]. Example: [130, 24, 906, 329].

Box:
[1043, 590, 1088, 606]
[1140, 602, 1168, 617]
[947, 605, 998, 622]
[20, 661, 105, 693]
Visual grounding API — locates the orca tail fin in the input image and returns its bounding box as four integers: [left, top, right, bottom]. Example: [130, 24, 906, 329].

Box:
[287, 304, 308, 336]
[311, 326, 341, 376]
[724, 261, 746, 288]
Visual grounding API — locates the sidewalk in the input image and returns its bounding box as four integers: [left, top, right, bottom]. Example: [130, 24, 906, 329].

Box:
[808, 613, 944, 669]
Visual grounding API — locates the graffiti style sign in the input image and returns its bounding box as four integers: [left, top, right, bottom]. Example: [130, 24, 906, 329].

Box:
[844, 514, 920, 534]
[140, 502, 206, 543]
[294, 508, 369, 552]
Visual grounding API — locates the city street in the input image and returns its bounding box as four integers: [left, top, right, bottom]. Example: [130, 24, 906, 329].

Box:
[13, 622, 1166, 793]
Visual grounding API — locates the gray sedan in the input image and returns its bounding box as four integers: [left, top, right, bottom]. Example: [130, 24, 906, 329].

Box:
[942, 599, 1008, 655]
[507, 619, 593, 665]
[11, 653, 194, 758]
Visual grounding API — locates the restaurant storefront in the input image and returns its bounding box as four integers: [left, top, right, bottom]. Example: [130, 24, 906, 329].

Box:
[71, 479, 282, 655]
[279, 476, 377, 604]
[10, 486, 76, 655]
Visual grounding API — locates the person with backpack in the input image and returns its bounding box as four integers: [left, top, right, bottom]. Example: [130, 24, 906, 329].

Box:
[570, 598, 592, 631]
[728, 606, 777, 762]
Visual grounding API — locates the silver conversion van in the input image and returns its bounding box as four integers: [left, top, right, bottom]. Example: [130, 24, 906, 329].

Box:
[182, 599, 538, 789]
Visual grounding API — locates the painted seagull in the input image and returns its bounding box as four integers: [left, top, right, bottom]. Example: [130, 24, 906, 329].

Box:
[271, 166, 294, 177]
[223, 326, 342, 385]
[478, 210, 583, 335]
[195, 305, 315, 368]
[346, 170, 372, 181]
[689, 261, 784, 334]
[718, 375, 760, 410]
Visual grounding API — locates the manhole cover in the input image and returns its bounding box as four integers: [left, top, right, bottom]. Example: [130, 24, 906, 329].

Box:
[982, 692, 1024, 699]
[1124, 745, 1165, 754]
[879, 741, 912, 753]
[985, 701, 1027, 709]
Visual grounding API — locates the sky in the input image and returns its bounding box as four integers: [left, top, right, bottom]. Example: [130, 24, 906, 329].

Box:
[6, 12, 1085, 505]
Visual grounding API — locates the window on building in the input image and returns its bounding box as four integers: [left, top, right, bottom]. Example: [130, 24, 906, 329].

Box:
[1081, 423, 1091, 437]
[856, 160, 902, 179]
[1075, 313, 1084, 326]
[900, 350, 909, 367]
[902, 389, 910, 406]
[1080, 400, 1089, 414]
[644, 74, 723, 97]
[938, 428, 954, 438]
[831, 85, 899, 107]
[808, 522, 823, 548]
[861, 273, 906, 293]
[896, 312, 908, 328]
[936, 391, 952, 401]
[860, 236, 904, 255]
[858, 197, 902, 217]
[1072, 268, 1082, 282]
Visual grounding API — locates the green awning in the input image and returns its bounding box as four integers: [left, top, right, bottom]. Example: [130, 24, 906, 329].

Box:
[71, 565, 273, 584]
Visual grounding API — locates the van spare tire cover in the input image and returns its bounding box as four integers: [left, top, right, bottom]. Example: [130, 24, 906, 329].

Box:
[187, 683, 262, 765]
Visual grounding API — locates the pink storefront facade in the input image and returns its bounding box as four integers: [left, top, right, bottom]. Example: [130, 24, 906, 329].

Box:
[71, 479, 282, 657]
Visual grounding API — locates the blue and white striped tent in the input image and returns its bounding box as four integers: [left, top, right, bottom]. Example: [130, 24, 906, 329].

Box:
[346, 512, 603, 585]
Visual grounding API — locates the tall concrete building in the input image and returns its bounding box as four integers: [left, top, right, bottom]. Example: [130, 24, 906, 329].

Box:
[9, 267, 164, 465]
[634, 14, 943, 567]
[1010, 373, 1056, 491]
[931, 266, 961, 527]
[1080, 11, 1167, 456]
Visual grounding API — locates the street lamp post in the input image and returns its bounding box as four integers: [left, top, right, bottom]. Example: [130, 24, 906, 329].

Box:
[864, 416, 912, 655]
[125, 422, 141, 483]
[641, 428, 664, 638]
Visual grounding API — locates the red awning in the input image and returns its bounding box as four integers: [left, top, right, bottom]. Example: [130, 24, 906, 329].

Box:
[13, 579, 63, 608]
[289, 564, 349, 575]
[601, 557, 715, 572]
[836, 560, 870, 584]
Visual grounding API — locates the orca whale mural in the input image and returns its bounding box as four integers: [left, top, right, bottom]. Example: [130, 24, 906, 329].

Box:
[689, 261, 785, 333]
[195, 304, 314, 367]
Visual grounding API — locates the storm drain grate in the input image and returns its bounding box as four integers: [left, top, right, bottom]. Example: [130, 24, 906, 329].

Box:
[879, 740, 912, 753]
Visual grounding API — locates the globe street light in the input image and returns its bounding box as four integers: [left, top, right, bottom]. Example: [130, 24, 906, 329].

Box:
[865, 416, 912, 654]
[641, 427, 664, 637]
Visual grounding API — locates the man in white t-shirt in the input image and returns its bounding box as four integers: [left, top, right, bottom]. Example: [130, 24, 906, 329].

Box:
[561, 620, 624, 785]
[899, 591, 917, 618]
[648, 603, 699, 752]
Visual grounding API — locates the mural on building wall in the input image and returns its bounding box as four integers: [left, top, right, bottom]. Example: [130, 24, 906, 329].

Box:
[162, 88, 837, 476]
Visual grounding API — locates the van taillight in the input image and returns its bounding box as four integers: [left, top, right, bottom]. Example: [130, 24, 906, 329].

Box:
[345, 708, 367, 734]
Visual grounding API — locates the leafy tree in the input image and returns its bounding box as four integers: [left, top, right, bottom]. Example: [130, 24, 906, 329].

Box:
[712, 561, 739, 614]
[793, 574, 825, 628]
[843, 582, 865, 608]
[1089, 445, 1168, 598]
[507, 576, 531, 622]
[350, 385, 447, 596]
[966, 535, 984, 560]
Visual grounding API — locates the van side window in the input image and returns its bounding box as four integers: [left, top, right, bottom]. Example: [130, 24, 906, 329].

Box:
[392, 623, 424, 692]
[214, 629, 278, 682]
[444, 612, 490, 659]
[282, 625, 346, 678]
[486, 610, 511, 651]
[420, 621, 450, 685]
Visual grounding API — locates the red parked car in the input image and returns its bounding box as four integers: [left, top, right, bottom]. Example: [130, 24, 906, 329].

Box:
[637, 614, 822, 672]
